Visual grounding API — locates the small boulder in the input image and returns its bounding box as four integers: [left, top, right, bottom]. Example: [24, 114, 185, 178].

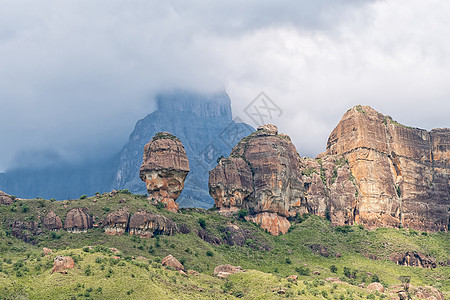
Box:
[367, 282, 384, 293]
[43, 247, 53, 255]
[51, 255, 75, 274]
[161, 254, 184, 271]
[287, 275, 298, 281]
[213, 264, 243, 278]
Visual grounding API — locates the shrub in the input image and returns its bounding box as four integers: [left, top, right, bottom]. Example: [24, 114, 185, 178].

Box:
[222, 280, 233, 292]
[237, 209, 248, 220]
[330, 265, 338, 273]
[84, 265, 92, 276]
[335, 225, 353, 234]
[198, 218, 207, 229]
[206, 251, 214, 257]
[21, 205, 30, 213]
[295, 265, 310, 275]
[80, 195, 87, 199]
[343, 267, 351, 278]
[285, 258, 292, 264]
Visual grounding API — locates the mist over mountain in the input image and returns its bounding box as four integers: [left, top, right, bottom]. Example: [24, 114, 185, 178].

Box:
[0, 90, 254, 207]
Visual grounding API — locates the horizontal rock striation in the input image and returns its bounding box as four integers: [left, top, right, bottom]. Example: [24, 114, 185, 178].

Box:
[325, 105, 449, 231]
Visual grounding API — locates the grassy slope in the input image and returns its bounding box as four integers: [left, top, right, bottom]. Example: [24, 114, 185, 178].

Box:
[0, 192, 449, 299]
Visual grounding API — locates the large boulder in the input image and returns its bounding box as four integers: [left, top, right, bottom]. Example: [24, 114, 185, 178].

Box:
[63, 208, 93, 233]
[367, 282, 384, 293]
[51, 255, 75, 274]
[103, 209, 130, 235]
[139, 132, 190, 212]
[0, 191, 14, 205]
[213, 264, 243, 278]
[390, 251, 437, 268]
[128, 211, 178, 238]
[42, 211, 63, 230]
[161, 254, 184, 271]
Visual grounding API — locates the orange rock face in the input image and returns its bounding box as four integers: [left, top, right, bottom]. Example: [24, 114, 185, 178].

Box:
[0, 191, 14, 205]
[325, 105, 449, 231]
[161, 254, 184, 271]
[209, 124, 304, 235]
[209, 106, 448, 234]
[42, 211, 63, 230]
[51, 255, 75, 274]
[139, 132, 190, 212]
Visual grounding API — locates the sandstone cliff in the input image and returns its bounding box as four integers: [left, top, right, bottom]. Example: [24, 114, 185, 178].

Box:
[140, 132, 190, 212]
[0, 191, 14, 205]
[209, 106, 449, 234]
[103, 209, 130, 235]
[325, 105, 449, 231]
[128, 211, 178, 238]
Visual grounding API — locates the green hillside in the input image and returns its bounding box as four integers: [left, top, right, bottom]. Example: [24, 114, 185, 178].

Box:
[0, 192, 449, 299]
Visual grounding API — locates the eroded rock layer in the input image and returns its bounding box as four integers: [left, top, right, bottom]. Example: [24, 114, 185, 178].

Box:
[140, 132, 190, 212]
[325, 105, 449, 231]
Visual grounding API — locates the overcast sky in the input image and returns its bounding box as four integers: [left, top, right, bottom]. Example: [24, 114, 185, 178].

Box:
[1, 0, 449, 171]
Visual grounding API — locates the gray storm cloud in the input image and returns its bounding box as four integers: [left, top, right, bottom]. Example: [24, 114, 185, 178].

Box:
[0, 0, 449, 171]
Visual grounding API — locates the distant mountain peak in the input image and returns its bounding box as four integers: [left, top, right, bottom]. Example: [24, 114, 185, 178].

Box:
[156, 89, 232, 119]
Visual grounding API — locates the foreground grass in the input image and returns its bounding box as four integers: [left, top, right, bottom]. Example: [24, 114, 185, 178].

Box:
[0, 192, 449, 299]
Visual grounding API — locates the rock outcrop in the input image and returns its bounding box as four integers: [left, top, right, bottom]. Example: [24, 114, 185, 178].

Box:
[63, 208, 93, 233]
[128, 211, 178, 238]
[0, 191, 13, 205]
[51, 255, 75, 274]
[103, 209, 130, 235]
[161, 254, 184, 271]
[140, 132, 190, 212]
[367, 282, 384, 293]
[390, 251, 437, 268]
[325, 105, 449, 231]
[210, 106, 449, 234]
[213, 264, 243, 278]
[209, 124, 304, 235]
[42, 211, 63, 231]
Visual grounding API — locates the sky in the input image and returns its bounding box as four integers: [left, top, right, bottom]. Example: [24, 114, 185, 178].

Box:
[1, 0, 449, 171]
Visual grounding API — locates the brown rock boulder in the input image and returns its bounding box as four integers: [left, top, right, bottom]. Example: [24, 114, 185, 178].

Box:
[139, 132, 190, 213]
[42, 211, 63, 230]
[129, 211, 178, 238]
[51, 255, 75, 274]
[0, 191, 14, 205]
[367, 282, 384, 293]
[213, 264, 243, 278]
[161, 254, 184, 271]
[245, 212, 291, 236]
[221, 224, 247, 246]
[390, 251, 437, 268]
[63, 208, 93, 233]
[103, 209, 130, 235]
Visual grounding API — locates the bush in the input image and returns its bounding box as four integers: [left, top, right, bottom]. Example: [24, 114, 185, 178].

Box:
[198, 218, 207, 229]
[80, 195, 88, 199]
[343, 267, 351, 278]
[84, 265, 92, 276]
[237, 209, 248, 220]
[335, 225, 353, 234]
[21, 205, 30, 213]
[295, 265, 310, 275]
[285, 258, 292, 264]
[330, 265, 338, 273]
[206, 251, 214, 257]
